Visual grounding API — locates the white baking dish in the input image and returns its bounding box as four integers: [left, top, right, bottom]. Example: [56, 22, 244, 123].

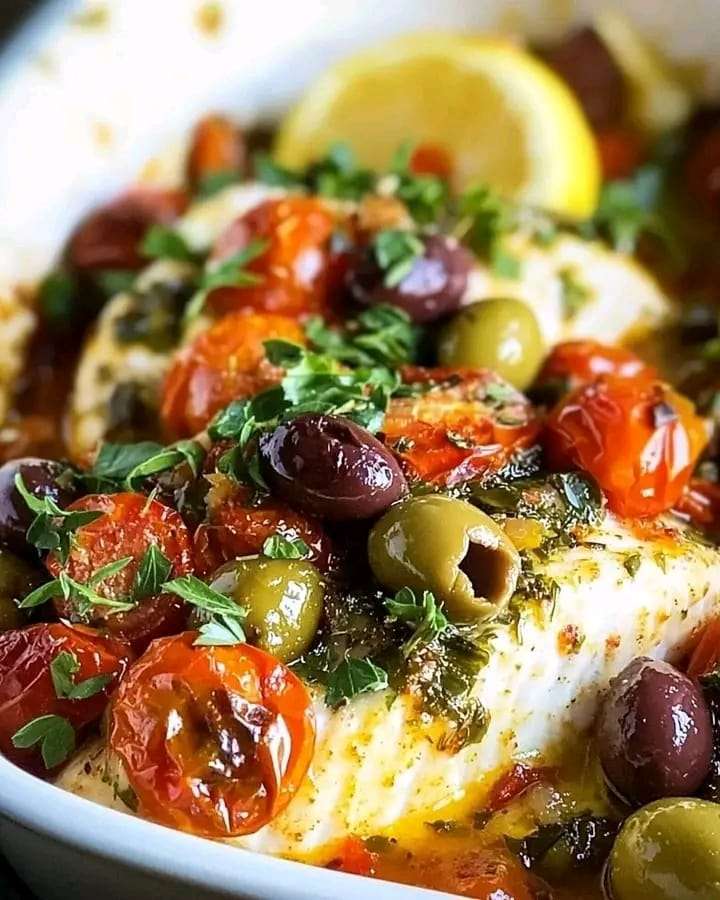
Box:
[1, 1, 719, 897]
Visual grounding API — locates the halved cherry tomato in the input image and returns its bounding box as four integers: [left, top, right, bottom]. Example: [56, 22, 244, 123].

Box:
[47, 493, 194, 647]
[485, 763, 551, 812]
[409, 143, 453, 180]
[67, 188, 188, 272]
[109, 632, 315, 837]
[544, 377, 707, 518]
[537, 340, 655, 396]
[0, 622, 131, 775]
[160, 312, 305, 437]
[595, 127, 645, 181]
[374, 844, 538, 900]
[207, 197, 335, 318]
[194, 479, 333, 576]
[675, 479, 720, 536]
[383, 367, 540, 486]
[687, 617, 720, 680]
[187, 115, 245, 188]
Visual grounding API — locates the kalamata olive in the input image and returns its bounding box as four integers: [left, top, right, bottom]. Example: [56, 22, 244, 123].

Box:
[210, 557, 324, 663]
[258, 414, 407, 520]
[596, 656, 712, 805]
[608, 798, 720, 900]
[0, 458, 75, 554]
[345, 234, 473, 323]
[368, 494, 520, 621]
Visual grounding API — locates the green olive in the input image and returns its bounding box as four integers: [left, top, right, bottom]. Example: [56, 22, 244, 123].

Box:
[438, 298, 544, 390]
[210, 557, 324, 663]
[367, 494, 520, 621]
[608, 798, 720, 900]
[0, 550, 42, 633]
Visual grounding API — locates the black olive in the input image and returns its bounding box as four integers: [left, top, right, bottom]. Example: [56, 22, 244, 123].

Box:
[258, 414, 407, 520]
[345, 234, 473, 324]
[596, 657, 713, 805]
[0, 458, 76, 554]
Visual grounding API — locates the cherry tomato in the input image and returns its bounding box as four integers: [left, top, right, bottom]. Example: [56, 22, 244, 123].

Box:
[207, 197, 335, 318]
[194, 480, 333, 576]
[47, 493, 194, 647]
[160, 312, 305, 437]
[0, 622, 131, 775]
[383, 367, 540, 486]
[544, 377, 707, 518]
[595, 127, 645, 181]
[409, 143, 453, 180]
[187, 115, 245, 188]
[685, 125, 720, 216]
[537, 340, 656, 396]
[109, 632, 315, 837]
[485, 763, 551, 812]
[68, 188, 188, 272]
[687, 617, 720, 680]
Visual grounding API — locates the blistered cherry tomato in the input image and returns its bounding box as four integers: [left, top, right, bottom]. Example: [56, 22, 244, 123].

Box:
[536, 340, 655, 396]
[47, 493, 194, 647]
[68, 188, 188, 272]
[207, 197, 335, 318]
[675, 479, 720, 537]
[0, 622, 131, 774]
[109, 632, 315, 837]
[544, 377, 707, 518]
[160, 312, 304, 437]
[383, 367, 539, 486]
[687, 617, 720, 680]
[187, 115, 245, 188]
[193, 480, 333, 576]
[595, 127, 645, 181]
[409, 143, 453, 180]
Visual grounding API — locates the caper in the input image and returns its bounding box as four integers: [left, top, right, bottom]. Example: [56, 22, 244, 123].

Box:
[210, 557, 324, 663]
[608, 798, 720, 900]
[367, 495, 520, 621]
[0, 550, 43, 632]
[438, 298, 544, 390]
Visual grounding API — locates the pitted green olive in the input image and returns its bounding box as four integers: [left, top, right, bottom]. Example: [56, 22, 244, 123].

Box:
[608, 798, 720, 900]
[210, 557, 324, 663]
[367, 494, 520, 621]
[438, 298, 544, 390]
[0, 550, 42, 633]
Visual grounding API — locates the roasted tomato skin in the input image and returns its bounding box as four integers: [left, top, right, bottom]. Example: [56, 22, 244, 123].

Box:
[47, 493, 194, 648]
[194, 480, 333, 576]
[187, 115, 245, 188]
[675, 479, 720, 537]
[687, 617, 720, 680]
[207, 197, 335, 318]
[383, 366, 539, 486]
[0, 623, 131, 775]
[68, 188, 188, 272]
[536, 340, 656, 396]
[595, 127, 645, 181]
[109, 633, 315, 838]
[161, 312, 304, 438]
[544, 377, 707, 518]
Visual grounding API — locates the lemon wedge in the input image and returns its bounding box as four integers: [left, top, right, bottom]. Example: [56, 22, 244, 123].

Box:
[275, 33, 600, 218]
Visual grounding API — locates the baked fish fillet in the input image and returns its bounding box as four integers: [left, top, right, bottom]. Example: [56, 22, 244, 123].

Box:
[57, 513, 720, 862]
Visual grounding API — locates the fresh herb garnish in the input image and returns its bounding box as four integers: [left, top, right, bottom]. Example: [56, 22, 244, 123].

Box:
[385, 587, 450, 657]
[325, 657, 389, 707]
[83, 439, 205, 491]
[559, 267, 591, 320]
[305, 304, 420, 368]
[50, 650, 112, 701]
[262, 534, 311, 560]
[508, 813, 618, 873]
[184, 239, 268, 320]
[196, 170, 243, 199]
[11, 715, 76, 769]
[390, 143, 448, 225]
[163, 574, 247, 646]
[133, 545, 172, 600]
[94, 269, 137, 298]
[457, 183, 515, 262]
[623, 553, 642, 578]
[14, 474, 102, 563]
[38, 270, 77, 328]
[373, 229, 424, 288]
[140, 225, 195, 263]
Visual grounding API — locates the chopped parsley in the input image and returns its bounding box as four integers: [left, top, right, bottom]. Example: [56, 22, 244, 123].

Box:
[50, 650, 112, 701]
[133, 545, 172, 600]
[11, 715, 76, 769]
[385, 587, 450, 658]
[305, 304, 421, 368]
[163, 574, 247, 647]
[140, 225, 195, 263]
[559, 267, 591, 320]
[373, 229, 424, 287]
[325, 657, 389, 707]
[262, 534, 311, 560]
[82, 439, 205, 492]
[184, 239, 268, 320]
[38, 270, 77, 329]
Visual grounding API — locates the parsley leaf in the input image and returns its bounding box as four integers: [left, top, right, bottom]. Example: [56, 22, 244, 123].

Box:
[373, 229, 424, 287]
[133, 545, 172, 600]
[140, 225, 195, 263]
[163, 574, 247, 646]
[457, 184, 516, 260]
[196, 170, 243, 199]
[253, 153, 304, 188]
[305, 304, 420, 368]
[185, 239, 268, 320]
[19, 579, 63, 609]
[89, 441, 164, 483]
[325, 658, 389, 707]
[50, 650, 112, 701]
[38, 270, 77, 329]
[390, 143, 449, 225]
[385, 587, 450, 657]
[194, 615, 247, 647]
[94, 269, 137, 298]
[262, 534, 311, 559]
[306, 142, 375, 201]
[83, 439, 205, 491]
[12, 714, 76, 769]
[124, 440, 205, 489]
[559, 267, 591, 320]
